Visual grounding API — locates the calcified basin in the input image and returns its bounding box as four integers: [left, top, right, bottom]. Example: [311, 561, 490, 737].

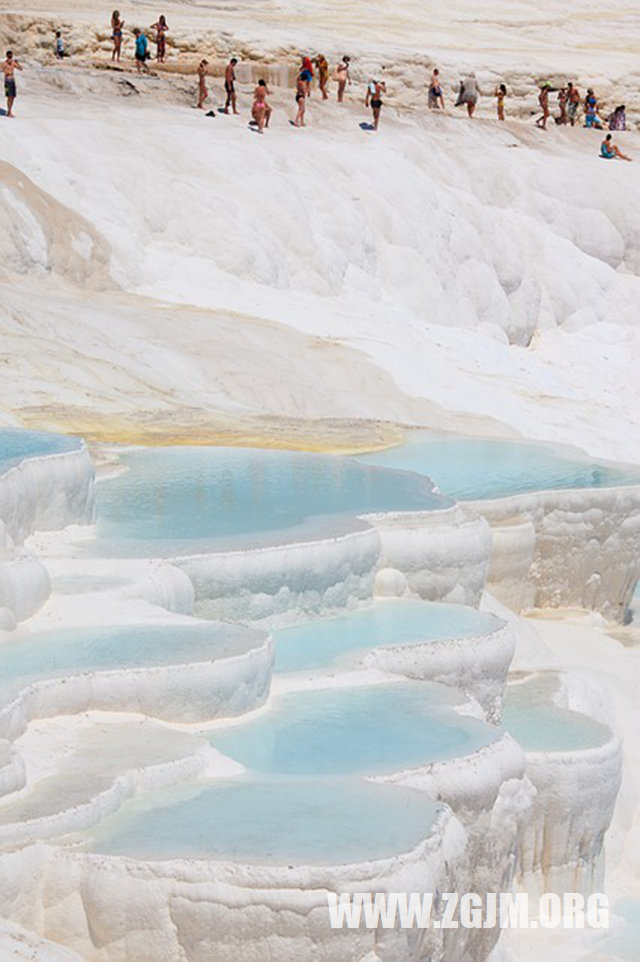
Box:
[354, 433, 640, 500]
[0, 428, 83, 475]
[0, 621, 264, 702]
[273, 599, 502, 672]
[89, 777, 443, 865]
[210, 681, 499, 776]
[91, 446, 450, 556]
[502, 674, 611, 751]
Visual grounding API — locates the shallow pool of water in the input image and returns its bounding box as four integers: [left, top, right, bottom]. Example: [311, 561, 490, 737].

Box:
[274, 599, 501, 672]
[0, 622, 261, 700]
[354, 434, 640, 500]
[89, 777, 442, 865]
[0, 428, 82, 476]
[502, 675, 610, 752]
[211, 681, 498, 775]
[92, 446, 450, 556]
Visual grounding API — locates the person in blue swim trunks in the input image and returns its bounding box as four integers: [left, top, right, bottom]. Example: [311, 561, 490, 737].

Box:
[600, 134, 632, 161]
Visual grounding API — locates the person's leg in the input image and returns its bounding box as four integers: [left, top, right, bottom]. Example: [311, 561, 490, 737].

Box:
[373, 106, 380, 129]
[265, 105, 272, 127]
[338, 80, 345, 102]
[232, 89, 238, 114]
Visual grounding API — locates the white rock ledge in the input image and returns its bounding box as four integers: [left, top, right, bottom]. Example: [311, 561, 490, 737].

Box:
[0, 631, 273, 744]
[468, 484, 640, 621]
[362, 619, 515, 724]
[0, 806, 475, 962]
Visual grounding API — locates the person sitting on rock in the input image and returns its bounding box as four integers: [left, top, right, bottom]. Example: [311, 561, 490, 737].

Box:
[600, 133, 632, 161]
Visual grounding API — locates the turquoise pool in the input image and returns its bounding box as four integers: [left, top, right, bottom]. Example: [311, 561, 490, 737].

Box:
[0, 622, 261, 700]
[93, 446, 450, 556]
[502, 675, 610, 752]
[0, 428, 82, 476]
[354, 434, 640, 500]
[89, 777, 443, 865]
[211, 681, 498, 775]
[274, 599, 501, 672]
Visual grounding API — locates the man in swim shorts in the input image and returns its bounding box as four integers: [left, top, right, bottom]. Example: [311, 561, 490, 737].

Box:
[2, 51, 22, 118]
[429, 68, 445, 110]
[365, 77, 386, 129]
[567, 82, 580, 126]
[133, 29, 150, 74]
[225, 58, 238, 114]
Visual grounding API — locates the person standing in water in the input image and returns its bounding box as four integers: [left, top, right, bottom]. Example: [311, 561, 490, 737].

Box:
[315, 54, 329, 99]
[111, 10, 124, 62]
[429, 68, 445, 109]
[133, 28, 150, 74]
[252, 79, 271, 133]
[535, 82, 550, 128]
[2, 51, 22, 118]
[365, 77, 385, 129]
[293, 70, 307, 126]
[494, 83, 506, 120]
[224, 58, 239, 114]
[196, 59, 208, 109]
[336, 55, 351, 102]
[150, 15, 169, 63]
[600, 133, 632, 161]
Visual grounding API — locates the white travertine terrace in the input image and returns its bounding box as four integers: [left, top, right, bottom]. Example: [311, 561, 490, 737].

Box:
[0, 432, 630, 961]
[362, 619, 515, 723]
[468, 485, 640, 621]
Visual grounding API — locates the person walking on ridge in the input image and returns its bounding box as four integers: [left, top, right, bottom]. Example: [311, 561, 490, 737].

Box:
[224, 58, 239, 113]
[150, 15, 169, 63]
[111, 10, 124, 62]
[133, 28, 150, 74]
[429, 69, 445, 109]
[315, 54, 329, 99]
[2, 51, 22, 118]
[535, 82, 550, 129]
[336, 55, 351, 102]
[365, 77, 385, 129]
[196, 59, 208, 109]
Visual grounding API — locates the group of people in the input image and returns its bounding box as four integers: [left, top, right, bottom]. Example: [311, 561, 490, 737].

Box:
[110, 11, 168, 68]
[0, 10, 633, 159]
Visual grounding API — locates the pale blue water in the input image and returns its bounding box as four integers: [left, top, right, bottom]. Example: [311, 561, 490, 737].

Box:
[211, 682, 498, 775]
[0, 622, 261, 700]
[90, 777, 442, 864]
[599, 898, 640, 961]
[93, 447, 450, 556]
[354, 434, 640, 500]
[502, 675, 610, 751]
[0, 428, 82, 476]
[274, 599, 502, 672]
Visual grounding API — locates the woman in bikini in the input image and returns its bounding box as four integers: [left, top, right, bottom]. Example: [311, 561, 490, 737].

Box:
[252, 79, 271, 133]
[336, 56, 350, 103]
[293, 73, 307, 126]
[315, 54, 329, 100]
[111, 10, 124, 63]
[150, 15, 169, 63]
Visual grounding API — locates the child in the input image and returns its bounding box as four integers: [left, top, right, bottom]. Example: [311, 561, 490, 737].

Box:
[494, 83, 506, 121]
[134, 29, 149, 74]
[54, 31, 65, 60]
